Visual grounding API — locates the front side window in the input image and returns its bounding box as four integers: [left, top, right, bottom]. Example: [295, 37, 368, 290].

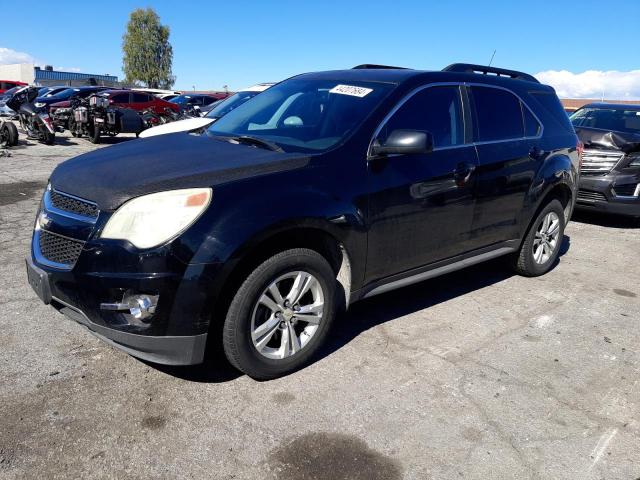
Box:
[570, 107, 640, 135]
[208, 79, 393, 153]
[378, 85, 464, 148]
[471, 86, 524, 141]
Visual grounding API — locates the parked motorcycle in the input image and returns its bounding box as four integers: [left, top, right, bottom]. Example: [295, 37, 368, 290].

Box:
[5, 86, 55, 145]
[69, 94, 144, 144]
[0, 119, 18, 147]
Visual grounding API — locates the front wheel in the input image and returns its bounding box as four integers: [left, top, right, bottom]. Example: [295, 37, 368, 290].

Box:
[510, 199, 566, 277]
[40, 124, 54, 145]
[1, 122, 18, 147]
[223, 248, 336, 380]
[88, 125, 101, 144]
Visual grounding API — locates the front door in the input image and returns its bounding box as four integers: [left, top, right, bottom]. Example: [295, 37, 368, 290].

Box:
[365, 85, 478, 282]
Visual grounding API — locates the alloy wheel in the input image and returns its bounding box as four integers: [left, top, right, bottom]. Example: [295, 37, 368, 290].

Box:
[532, 211, 560, 264]
[250, 271, 324, 360]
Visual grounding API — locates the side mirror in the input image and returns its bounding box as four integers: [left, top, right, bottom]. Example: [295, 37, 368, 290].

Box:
[370, 129, 434, 157]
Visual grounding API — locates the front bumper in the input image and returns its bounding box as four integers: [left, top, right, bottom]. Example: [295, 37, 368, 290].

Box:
[576, 173, 640, 217]
[26, 184, 226, 366]
[26, 255, 209, 365]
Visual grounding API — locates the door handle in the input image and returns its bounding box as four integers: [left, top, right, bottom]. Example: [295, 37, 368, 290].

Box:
[453, 162, 476, 187]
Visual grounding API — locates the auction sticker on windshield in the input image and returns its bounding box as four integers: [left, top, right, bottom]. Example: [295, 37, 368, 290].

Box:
[329, 84, 373, 98]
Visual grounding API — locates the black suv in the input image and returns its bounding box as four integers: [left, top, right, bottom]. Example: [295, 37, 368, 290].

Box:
[26, 64, 580, 379]
[570, 103, 640, 217]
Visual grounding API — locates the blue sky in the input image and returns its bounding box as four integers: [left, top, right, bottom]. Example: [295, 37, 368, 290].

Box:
[2, 0, 640, 97]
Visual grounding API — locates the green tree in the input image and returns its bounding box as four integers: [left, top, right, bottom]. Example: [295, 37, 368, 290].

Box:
[122, 8, 175, 88]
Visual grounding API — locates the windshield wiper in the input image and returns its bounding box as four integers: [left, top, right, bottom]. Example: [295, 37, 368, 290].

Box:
[228, 135, 284, 152]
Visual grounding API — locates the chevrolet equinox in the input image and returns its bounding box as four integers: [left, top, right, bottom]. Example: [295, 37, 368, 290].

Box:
[26, 63, 580, 379]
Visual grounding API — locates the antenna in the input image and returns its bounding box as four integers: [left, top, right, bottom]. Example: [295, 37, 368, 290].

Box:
[488, 50, 496, 67]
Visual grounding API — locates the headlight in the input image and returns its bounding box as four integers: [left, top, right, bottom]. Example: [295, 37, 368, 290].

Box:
[627, 153, 640, 168]
[34, 102, 46, 107]
[101, 188, 212, 249]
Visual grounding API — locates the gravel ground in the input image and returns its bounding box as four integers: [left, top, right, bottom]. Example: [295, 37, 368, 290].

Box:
[1, 127, 639, 480]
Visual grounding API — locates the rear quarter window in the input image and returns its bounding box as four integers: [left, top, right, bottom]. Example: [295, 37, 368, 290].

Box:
[529, 91, 575, 135]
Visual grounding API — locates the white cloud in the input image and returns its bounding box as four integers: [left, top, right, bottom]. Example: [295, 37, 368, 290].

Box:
[0, 47, 35, 65]
[536, 70, 640, 100]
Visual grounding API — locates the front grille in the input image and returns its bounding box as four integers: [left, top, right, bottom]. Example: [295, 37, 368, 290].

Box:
[38, 229, 85, 266]
[50, 190, 99, 218]
[580, 149, 624, 175]
[577, 190, 607, 203]
[612, 183, 639, 197]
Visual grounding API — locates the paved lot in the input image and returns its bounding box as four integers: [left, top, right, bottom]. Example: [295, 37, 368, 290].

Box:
[1, 128, 639, 480]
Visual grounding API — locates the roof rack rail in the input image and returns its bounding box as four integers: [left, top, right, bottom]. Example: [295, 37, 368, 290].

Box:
[352, 64, 409, 70]
[442, 63, 539, 83]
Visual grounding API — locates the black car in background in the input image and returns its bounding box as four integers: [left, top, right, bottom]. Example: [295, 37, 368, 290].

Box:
[38, 86, 69, 98]
[26, 64, 579, 379]
[170, 93, 220, 111]
[570, 103, 640, 217]
[34, 86, 111, 109]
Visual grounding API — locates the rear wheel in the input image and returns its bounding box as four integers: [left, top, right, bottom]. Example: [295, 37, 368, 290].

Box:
[1, 122, 18, 147]
[222, 248, 336, 380]
[510, 199, 565, 277]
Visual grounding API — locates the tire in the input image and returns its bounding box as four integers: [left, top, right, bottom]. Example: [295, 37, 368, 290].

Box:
[223, 248, 336, 380]
[41, 124, 55, 145]
[1, 122, 18, 147]
[88, 125, 101, 144]
[510, 199, 565, 277]
[68, 118, 79, 137]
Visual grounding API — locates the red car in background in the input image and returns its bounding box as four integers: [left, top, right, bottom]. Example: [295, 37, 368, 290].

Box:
[101, 90, 181, 114]
[50, 89, 180, 116]
[0, 80, 27, 94]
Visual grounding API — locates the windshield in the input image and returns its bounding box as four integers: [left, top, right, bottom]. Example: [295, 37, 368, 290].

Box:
[571, 107, 640, 135]
[170, 95, 192, 105]
[207, 79, 393, 153]
[49, 88, 81, 100]
[2, 86, 21, 97]
[205, 91, 262, 119]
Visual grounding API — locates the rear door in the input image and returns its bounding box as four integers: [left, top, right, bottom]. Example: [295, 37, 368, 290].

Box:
[467, 85, 543, 248]
[365, 84, 479, 281]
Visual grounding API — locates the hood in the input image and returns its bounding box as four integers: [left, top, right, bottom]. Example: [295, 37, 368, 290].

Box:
[50, 133, 309, 210]
[575, 127, 640, 154]
[138, 117, 214, 138]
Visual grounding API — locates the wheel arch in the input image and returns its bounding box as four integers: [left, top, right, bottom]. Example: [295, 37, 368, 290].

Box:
[208, 225, 354, 336]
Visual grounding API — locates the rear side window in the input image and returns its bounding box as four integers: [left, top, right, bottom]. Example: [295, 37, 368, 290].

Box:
[111, 93, 129, 103]
[471, 86, 523, 141]
[529, 91, 574, 134]
[523, 106, 542, 137]
[132, 93, 150, 102]
[379, 86, 464, 148]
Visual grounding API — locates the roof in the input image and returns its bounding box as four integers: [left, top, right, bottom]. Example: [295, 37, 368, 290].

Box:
[296, 67, 549, 91]
[577, 102, 640, 111]
[561, 98, 640, 111]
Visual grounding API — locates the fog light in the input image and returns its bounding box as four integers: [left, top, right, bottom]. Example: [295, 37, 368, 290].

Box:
[100, 292, 159, 320]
